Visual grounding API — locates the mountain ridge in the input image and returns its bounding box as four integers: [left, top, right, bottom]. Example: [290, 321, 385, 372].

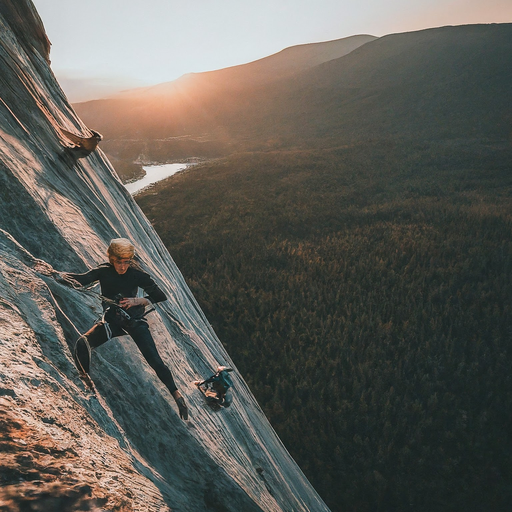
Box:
[115, 34, 378, 99]
[74, 23, 512, 167]
[253, 23, 512, 143]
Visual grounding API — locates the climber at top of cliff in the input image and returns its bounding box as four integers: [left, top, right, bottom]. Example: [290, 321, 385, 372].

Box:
[60, 128, 103, 155]
[57, 237, 189, 421]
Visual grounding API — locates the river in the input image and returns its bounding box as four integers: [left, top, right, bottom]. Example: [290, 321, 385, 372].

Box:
[124, 163, 189, 195]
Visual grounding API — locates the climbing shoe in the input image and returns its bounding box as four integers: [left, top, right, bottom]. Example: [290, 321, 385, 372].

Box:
[175, 396, 189, 420]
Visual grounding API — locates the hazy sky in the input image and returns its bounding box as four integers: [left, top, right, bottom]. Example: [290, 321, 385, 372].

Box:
[32, 0, 511, 102]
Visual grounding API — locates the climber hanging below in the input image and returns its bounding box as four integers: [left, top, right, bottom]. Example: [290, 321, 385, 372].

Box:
[57, 237, 189, 420]
[194, 366, 234, 408]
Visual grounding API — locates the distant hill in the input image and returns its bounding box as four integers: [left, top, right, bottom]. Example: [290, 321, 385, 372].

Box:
[75, 24, 512, 165]
[266, 23, 512, 144]
[118, 34, 377, 97]
[72, 34, 376, 160]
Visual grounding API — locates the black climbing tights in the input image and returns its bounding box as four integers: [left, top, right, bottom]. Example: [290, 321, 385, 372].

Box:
[84, 317, 178, 395]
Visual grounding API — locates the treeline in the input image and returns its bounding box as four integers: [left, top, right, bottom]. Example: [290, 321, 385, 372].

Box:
[137, 141, 512, 511]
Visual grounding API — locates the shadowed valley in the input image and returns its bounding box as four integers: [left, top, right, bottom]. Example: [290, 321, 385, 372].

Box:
[76, 24, 512, 512]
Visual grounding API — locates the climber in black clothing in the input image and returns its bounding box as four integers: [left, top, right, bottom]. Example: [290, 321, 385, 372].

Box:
[60, 237, 188, 420]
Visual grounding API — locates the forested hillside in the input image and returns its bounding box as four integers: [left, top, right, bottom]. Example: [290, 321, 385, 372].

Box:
[137, 141, 512, 511]
[75, 22, 512, 511]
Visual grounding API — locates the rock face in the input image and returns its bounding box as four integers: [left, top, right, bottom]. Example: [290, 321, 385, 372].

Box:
[0, 2, 330, 511]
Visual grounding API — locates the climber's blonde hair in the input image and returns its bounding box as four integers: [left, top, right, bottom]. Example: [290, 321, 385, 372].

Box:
[107, 238, 135, 262]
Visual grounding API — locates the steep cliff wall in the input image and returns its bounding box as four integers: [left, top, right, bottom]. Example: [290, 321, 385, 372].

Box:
[0, 2, 330, 511]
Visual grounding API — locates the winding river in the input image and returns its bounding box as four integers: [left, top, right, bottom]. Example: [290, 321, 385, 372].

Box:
[125, 163, 189, 196]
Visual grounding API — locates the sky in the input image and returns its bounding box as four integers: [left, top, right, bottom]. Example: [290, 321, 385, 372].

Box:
[31, 0, 512, 103]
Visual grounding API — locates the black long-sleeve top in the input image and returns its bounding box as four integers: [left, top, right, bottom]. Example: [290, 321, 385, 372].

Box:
[68, 263, 167, 308]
